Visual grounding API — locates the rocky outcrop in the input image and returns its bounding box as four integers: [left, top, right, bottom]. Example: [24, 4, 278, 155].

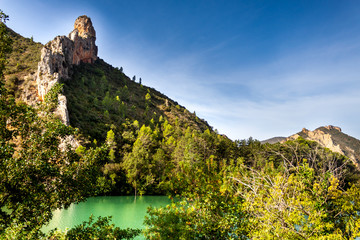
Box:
[36, 15, 97, 125]
[55, 95, 70, 126]
[288, 128, 343, 155]
[325, 125, 342, 132]
[287, 126, 359, 167]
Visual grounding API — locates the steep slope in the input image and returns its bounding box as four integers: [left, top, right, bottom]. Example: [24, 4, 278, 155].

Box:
[3, 26, 43, 104]
[287, 125, 360, 166]
[65, 59, 211, 142]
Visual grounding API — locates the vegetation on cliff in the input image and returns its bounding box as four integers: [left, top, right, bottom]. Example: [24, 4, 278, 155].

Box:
[3, 25, 42, 100]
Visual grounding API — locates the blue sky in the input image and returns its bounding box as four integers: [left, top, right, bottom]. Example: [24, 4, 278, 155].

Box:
[3, 0, 360, 140]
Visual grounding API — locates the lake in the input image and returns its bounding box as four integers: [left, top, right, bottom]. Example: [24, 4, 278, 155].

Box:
[42, 195, 171, 239]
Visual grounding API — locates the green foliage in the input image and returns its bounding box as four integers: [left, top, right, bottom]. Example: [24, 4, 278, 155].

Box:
[49, 215, 141, 240]
[63, 59, 210, 143]
[237, 161, 360, 239]
[144, 158, 249, 239]
[106, 129, 116, 162]
[61, 58, 216, 196]
[43, 83, 64, 111]
[0, 88, 108, 237]
[144, 139, 360, 239]
[122, 125, 160, 195]
[145, 92, 151, 101]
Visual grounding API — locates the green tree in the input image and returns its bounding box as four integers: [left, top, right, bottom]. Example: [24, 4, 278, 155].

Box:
[57, 215, 141, 240]
[122, 125, 159, 196]
[145, 138, 360, 239]
[235, 160, 360, 239]
[102, 91, 113, 110]
[144, 158, 249, 239]
[106, 129, 117, 162]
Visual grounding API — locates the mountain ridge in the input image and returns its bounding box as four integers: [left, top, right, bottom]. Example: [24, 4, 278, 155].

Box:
[262, 125, 360, 167]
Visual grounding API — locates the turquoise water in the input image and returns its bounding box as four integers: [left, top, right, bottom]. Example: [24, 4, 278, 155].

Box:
[42, 196, 171, 239]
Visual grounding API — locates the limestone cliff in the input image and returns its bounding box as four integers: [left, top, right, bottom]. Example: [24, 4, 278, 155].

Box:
[287, 125, 360, 166]
[36, 36, 74, 101]
[36, 15, 97, 125]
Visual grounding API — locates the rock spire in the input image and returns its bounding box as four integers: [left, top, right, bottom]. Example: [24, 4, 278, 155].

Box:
[36, 15, 98, 125]
[69, 15, 98, 65]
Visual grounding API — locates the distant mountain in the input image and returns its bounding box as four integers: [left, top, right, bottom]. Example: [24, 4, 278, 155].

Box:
[260, 136, 286, 144]
[287, 125, 360, 166]
[262, 125, 360, 167]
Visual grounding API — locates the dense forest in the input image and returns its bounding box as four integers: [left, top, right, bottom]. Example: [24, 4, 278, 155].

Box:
[2, 10, 360, 239]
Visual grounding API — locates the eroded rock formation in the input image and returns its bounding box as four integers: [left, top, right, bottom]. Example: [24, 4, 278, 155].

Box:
[36, 15, 98, 125]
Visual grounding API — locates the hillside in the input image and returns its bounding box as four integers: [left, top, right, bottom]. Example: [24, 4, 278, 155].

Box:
[3, 26, 42, 103]
[65, 59, 211, 142]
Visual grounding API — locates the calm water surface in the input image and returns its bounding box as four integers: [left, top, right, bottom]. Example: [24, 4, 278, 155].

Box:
[42, 196, 171, 239]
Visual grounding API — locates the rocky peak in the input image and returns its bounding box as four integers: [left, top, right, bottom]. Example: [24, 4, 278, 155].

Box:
[73, 15, 96, 39]
[69, 15, 98, 65]
[301, 128, 309, 134]
[36, 15, 98, 125]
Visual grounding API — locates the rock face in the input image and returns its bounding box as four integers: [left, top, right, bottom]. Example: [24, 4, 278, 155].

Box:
[36, 36, 74, 100]
[36, 15, 98, 125]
